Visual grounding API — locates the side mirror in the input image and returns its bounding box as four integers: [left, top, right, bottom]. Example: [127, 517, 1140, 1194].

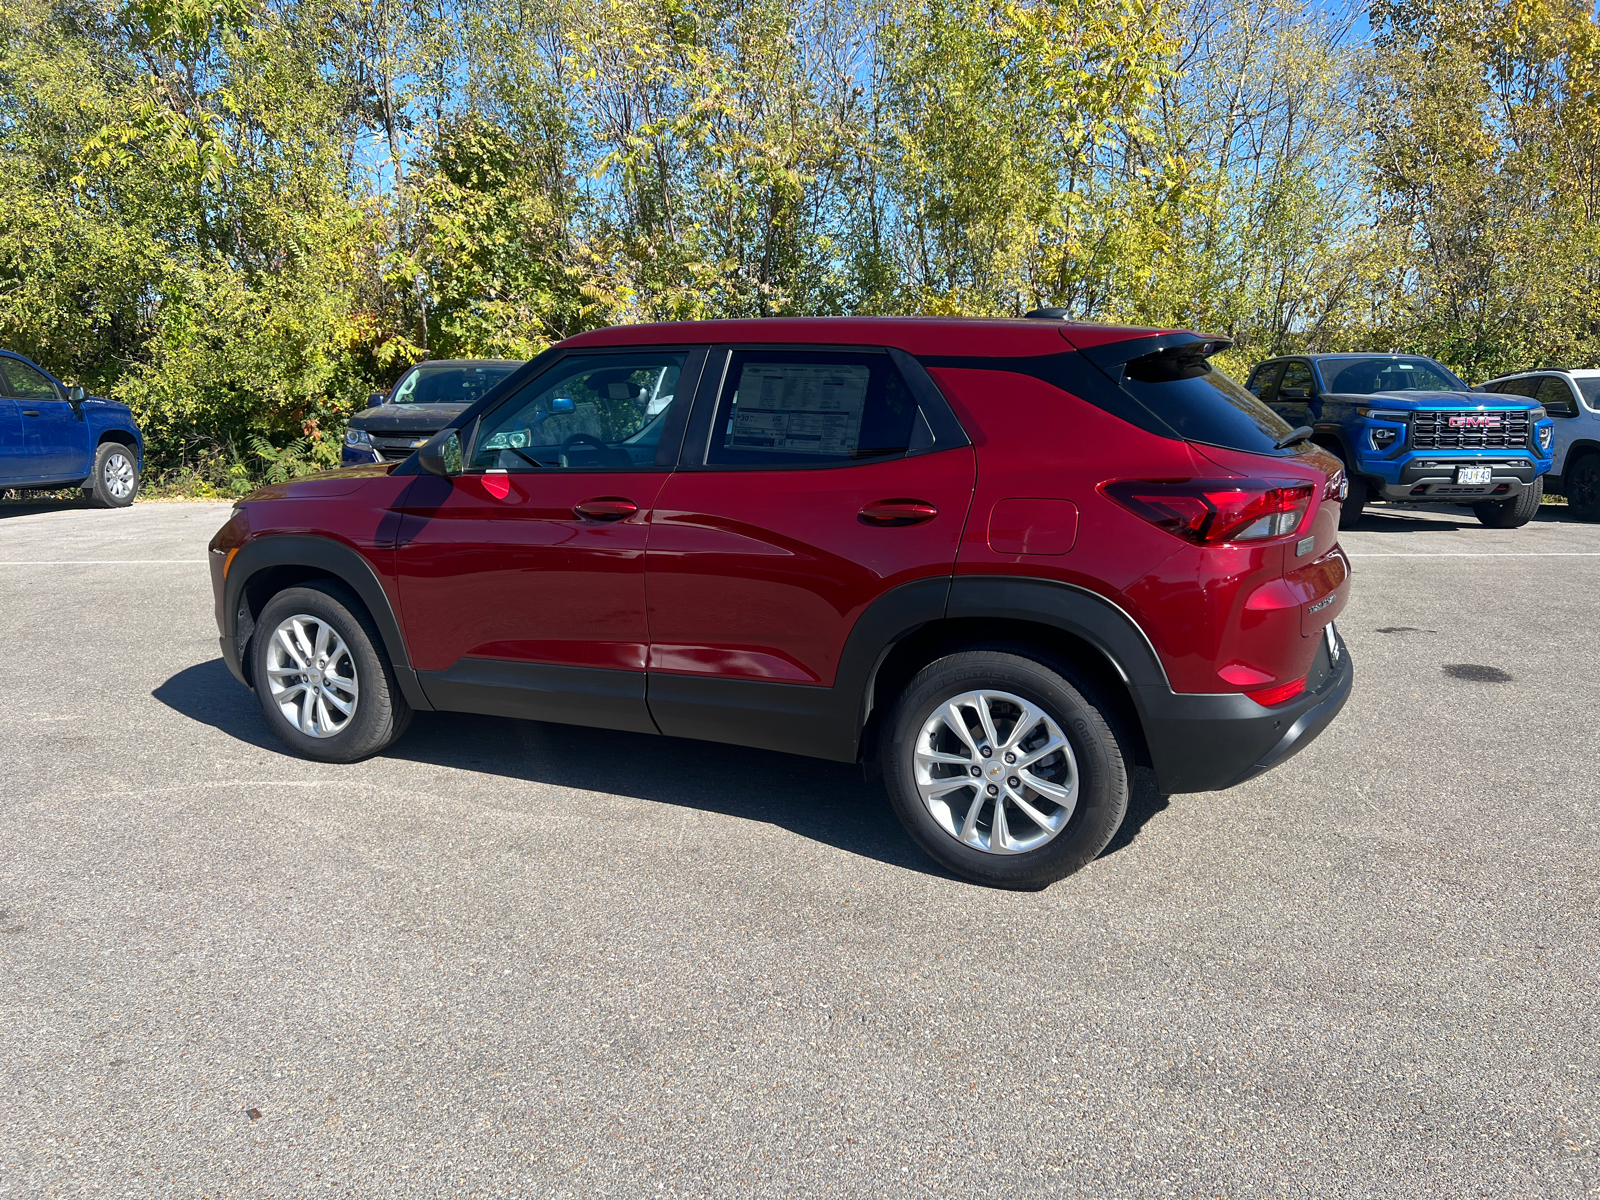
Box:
[67, 385, 86, 403]
[367, 391, 386, 408]
[417, 429, 463, 477]
[551, 397, 575, 414]
[1279, 386, 1310, 400]
[1546, 399, 1578, 417]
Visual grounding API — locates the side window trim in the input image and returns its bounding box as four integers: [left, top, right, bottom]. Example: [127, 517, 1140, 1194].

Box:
[679, 344, 962, 471]
[460, 345, 708, 472]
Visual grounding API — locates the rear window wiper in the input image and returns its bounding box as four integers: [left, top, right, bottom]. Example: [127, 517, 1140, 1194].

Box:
[1274, 425, 1313, 449]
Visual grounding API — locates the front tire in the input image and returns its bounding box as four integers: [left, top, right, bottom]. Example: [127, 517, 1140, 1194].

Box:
[1473, 476, 1543, 528]
[1566, 454, 1600, 522]
[87, 442, 139, 507]
[880, 649, 1129, 890]
[249, 582, 412, 762]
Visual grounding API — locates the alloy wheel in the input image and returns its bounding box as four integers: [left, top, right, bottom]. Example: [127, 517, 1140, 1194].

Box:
[912, 689, 1079, 854]
[264, 614, 360, 737]
[104, 452, 135, 499]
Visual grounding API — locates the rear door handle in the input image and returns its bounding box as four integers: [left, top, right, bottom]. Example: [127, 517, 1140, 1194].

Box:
[859, 499, 938, 526]
[573, 497, 638, 521]
[21, 410, 40, 417]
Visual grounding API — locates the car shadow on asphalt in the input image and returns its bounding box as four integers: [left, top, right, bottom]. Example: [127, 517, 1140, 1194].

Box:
[0, 497, 90, 518]
[154, 658, 1172, 884]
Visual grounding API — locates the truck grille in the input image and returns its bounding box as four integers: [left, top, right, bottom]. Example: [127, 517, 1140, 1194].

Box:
[369, 433, 433, 462]
[1410, 410, 1529, 449]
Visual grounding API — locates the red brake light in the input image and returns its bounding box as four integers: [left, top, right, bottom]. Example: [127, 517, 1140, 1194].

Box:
[1246, 676, 1307, 706]
[1100, 478, 1315, 545]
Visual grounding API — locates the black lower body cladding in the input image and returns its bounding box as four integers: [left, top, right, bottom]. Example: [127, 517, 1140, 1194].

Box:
[1135, 626, 1352, 793]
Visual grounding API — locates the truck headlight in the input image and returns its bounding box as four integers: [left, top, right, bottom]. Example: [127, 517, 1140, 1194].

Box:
[345, 427, 372, 447]
[1538, 424, 1553, 452]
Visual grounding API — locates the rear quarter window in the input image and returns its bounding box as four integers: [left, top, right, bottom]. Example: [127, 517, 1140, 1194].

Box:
[1118, 357, 1296, 456]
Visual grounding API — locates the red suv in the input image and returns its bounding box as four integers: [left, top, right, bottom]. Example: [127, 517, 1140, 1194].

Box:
[209, 317, 1352, 888]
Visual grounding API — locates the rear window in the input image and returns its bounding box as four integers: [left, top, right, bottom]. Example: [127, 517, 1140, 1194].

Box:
[1116, 356, 1296, 455]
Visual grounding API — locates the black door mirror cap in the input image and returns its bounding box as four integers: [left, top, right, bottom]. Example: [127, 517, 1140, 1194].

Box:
[417, 430, 464, 477]
[367, 392, 386, 408]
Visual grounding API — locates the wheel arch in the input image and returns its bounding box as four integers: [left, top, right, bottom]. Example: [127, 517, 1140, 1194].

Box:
[848, 575, 1166, 769]
[224, 535, 431, 709]
[1555, 438, 1600, 490]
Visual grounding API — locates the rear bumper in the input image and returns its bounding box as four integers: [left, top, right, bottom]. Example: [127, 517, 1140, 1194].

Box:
[1136, 625, 1352, 794]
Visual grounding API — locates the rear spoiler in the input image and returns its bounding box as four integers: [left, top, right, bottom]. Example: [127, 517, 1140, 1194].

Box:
[1075, 331, 1234, 381]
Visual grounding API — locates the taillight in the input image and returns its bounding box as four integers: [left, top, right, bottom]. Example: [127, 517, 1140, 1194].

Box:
[1100, 478, 1315, 545]
[1246, 676, 1307, 706]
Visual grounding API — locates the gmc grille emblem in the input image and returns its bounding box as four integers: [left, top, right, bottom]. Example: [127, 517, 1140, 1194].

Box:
[1449, 415, 1500, 428]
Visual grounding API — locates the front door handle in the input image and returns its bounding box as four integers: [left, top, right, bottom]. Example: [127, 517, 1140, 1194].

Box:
[21, 410, 40, 418]
[573, 497, 638, 521]
[860, 499, 938, 527]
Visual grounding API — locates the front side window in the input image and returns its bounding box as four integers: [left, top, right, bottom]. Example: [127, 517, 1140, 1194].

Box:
[1535, 376, 1579, 414]
[1245, 362, 1284, 400]
[1278, 361, 1315, 396]
[0, 358, 58, 400]
[1321, 357, 1465, 394]
[707, 351, 917, 467]
[470, 352, 687, 471]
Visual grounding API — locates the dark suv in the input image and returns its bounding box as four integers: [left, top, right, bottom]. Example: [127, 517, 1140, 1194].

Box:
[342, 359, 522, 466]
[210, 318, 1353, 889]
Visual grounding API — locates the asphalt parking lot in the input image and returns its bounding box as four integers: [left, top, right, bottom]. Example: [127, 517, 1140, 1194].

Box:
[1, 499, 1597, 1198]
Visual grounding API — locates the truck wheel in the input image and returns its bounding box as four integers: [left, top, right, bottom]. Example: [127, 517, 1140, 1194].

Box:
[1566, 454, 1600, 522]
[880, 649, 1129, 890]
[1473, 476, 1543, 528]
[1325, 449, 1367, 528]
[249, 582, 412, 763]
[87, 442, 139, 507]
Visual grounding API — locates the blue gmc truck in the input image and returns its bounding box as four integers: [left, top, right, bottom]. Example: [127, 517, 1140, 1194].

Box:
[1246, 354, 1555, 529]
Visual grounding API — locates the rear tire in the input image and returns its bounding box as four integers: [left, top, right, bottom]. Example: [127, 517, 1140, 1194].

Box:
[1566, 454, 1600, 522]
[880, 649, 1129, 890]
[86, 442, 139, 507]
[1473, 476, 1542, 528]
[1327, 449, 1367, 528]
[249, 581, 412, 763]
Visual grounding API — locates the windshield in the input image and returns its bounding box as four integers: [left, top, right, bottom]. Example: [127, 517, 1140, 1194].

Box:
[1320, 357, 1465, 395]
[393, 363, 519, 405]
[1577, 378, 1600, 408]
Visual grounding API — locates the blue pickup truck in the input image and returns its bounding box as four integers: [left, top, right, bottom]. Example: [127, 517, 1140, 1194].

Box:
[0, 350, 144, 506]
[1246, 353, 1554, 528]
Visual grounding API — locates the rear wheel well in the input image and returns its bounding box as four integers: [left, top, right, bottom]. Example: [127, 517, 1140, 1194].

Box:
[861, 617, 1150, 770]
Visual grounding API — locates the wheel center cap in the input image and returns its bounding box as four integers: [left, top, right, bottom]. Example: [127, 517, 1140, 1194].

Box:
[985, 761, 1005, 780]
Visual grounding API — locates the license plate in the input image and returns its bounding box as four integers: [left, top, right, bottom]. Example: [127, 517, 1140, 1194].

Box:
[1457, 466, 1492, 485]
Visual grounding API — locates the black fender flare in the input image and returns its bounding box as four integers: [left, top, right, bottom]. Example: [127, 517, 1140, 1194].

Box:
[223, 534, 431, 710]
[940, 575, 1169, 689]
[1554, 438, 1600, 492]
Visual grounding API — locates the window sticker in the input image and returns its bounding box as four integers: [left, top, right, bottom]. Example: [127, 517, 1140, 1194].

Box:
[725, 363, 870, 456]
